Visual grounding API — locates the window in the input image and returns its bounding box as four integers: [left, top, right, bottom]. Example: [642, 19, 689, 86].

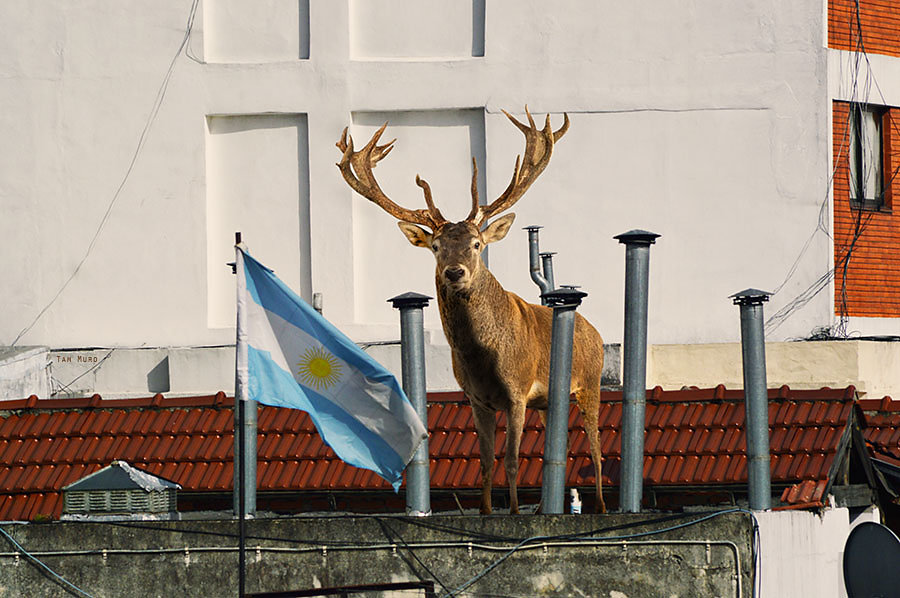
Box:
[849, 103, 886, 209]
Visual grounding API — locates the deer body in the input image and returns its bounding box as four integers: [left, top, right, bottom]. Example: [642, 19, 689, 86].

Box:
[337, 110, 606, 514]
[437, 264, 605, 514]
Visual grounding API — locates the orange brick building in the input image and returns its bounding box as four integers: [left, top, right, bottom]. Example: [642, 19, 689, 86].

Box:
[830, 1, 900, 319]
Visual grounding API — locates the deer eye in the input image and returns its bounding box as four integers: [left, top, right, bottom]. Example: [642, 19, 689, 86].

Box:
[431, 243, 438, 251]
[473, 241, 481, 250]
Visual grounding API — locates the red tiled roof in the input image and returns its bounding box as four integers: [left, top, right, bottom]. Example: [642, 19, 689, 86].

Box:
[0, 385, 895, 520]
[858, 395, 900, 468]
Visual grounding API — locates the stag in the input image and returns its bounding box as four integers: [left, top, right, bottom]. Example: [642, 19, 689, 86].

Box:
[336, 109, 606, 514]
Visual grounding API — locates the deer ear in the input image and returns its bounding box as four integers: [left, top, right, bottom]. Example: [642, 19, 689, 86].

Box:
[482, 213, 516, 244]
[397, 221, 433, 248]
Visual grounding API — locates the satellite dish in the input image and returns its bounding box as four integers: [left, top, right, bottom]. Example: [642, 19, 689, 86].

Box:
[843, 521, 900, 598]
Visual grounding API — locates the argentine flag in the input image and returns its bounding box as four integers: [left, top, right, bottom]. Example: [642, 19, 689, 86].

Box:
[235, 246, 427, 491]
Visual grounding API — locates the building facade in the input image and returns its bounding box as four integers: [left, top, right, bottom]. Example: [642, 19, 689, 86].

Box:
[3, 1, 900, 397]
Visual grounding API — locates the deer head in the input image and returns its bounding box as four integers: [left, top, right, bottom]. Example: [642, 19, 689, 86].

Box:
[336, 108, 569, 293]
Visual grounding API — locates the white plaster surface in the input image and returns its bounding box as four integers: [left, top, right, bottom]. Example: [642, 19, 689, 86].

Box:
[350, 0, 483, 59]
[648, 340, 900, 398]
[47, 348, 172, 399]
[206, 113, 311, 328]
[204, 0, 309, 62]
[0, 347, 50, 400]
[2, 0, 898, 396]
[756, 506, 881, 598]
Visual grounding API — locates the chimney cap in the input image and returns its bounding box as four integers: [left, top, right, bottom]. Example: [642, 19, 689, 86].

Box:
[388, 291, 432, 309]
[542, 287, 588, 307]
[730, 288, 772, 306]
[614, 229, 661, 245]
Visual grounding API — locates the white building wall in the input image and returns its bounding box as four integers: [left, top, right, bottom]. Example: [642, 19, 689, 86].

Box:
[2, 0, 856, 395]
[756, 506, 881, 598]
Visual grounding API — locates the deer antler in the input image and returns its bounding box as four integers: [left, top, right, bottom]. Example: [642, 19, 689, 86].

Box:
[467, 107, 569, 227]
[336, 124, 448, 230]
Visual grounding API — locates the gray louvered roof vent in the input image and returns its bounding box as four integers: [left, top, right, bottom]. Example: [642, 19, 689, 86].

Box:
[62, 461, 180, 519]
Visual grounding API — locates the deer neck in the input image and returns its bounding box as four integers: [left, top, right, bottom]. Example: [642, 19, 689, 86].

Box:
[435, 267, 510, 351]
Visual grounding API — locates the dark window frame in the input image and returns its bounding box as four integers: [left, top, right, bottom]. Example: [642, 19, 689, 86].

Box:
[849, 102, 890, 212]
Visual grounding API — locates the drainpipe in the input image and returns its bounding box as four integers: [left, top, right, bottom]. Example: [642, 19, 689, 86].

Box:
[614, 229, 660, 513]
[389, 292, 433, 516]
[525, 226, 552, 305]
[731, 289, 772, 511]
[540, 286, 587, 514]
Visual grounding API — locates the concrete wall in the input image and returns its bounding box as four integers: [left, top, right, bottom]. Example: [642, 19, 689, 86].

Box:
[1, 341, 620, 401]
[756, 505, 881, 598]
[2, 1, 842, 362]
[0, 511, 754, 598]
[12, 337, 900, 400]
[648, 339, 900, 398]
[0, 348, 49, 400]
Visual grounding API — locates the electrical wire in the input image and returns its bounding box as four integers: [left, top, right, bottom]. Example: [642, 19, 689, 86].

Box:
[9, 0, 201, 347]
[439, 508, 759, 598]
[831, 0, 900, 337]
[55, 509, 761, 597]
[0, 526, 95, 598]
[103, 508, 707, 547]
[765, 0, 900, 338]
[374, 516, 453, 596]
[49, 349, 116, 397]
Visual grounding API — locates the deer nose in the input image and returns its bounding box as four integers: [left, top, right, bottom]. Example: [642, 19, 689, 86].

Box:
[444, 267, 465, 282]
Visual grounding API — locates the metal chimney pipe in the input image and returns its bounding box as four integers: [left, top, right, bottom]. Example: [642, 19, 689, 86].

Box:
[540, 252, 556, 291]
[525, 226, 552, 305]
[614, 229, 660, 513]
[390, 292, 433, 516]
[731, 288, 773, 511]
[540, 286, 587, 514]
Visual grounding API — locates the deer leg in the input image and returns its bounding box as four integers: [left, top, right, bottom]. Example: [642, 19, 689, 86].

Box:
[576, 389, 606, 513]
[504, 400, 527, 515]
[471, 405, 497, 515]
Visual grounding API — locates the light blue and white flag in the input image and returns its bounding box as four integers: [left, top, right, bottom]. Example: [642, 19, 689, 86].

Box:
[235, 246, 427, 491]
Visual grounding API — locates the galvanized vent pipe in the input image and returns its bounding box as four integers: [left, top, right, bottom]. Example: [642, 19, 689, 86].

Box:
[540, 252, 556, 291]
[525, 226, 552, 305]
[615, 229, 660, 513]
[390, 292, 433, 516]
[541, 287, 588, 514]
[731, 289, 772, 511]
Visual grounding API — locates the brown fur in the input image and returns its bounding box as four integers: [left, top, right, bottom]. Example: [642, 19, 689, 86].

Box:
[411, 220, 606, 514]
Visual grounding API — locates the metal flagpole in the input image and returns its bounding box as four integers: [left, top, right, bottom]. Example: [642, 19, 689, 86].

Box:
[234, 231, 246, 598]
[238, 403, 246, 597]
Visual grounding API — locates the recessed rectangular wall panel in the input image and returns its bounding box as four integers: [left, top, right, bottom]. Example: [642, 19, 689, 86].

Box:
[349, 109, 485, 328]
[486, 108, 783, 345]
[350, 0, 484, 59]
[204, 0, 310, 62]
[206, 114, 311, 329]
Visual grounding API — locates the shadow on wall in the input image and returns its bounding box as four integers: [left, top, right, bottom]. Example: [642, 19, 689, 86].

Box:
[147, 356, 170, 394]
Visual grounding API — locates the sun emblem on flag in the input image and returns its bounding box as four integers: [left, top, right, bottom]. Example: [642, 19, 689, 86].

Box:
[297, 346, 343, 390]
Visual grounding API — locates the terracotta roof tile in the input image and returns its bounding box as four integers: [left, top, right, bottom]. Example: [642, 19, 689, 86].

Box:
[709, 454, 731, 483]
[0, 385, 896, 519]
[779, 479, 828, 506]
[643, 428, 662, 453]
[89, 436, 115, 463]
